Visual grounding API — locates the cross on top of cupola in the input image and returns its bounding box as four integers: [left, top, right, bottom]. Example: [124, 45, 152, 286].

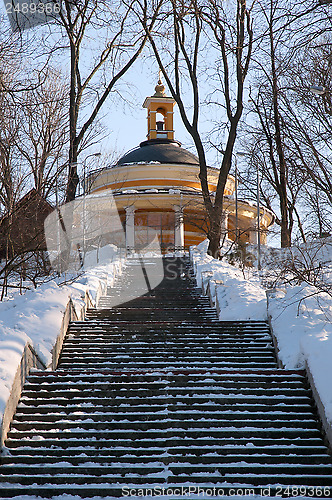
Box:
[143, 75, 176, 141]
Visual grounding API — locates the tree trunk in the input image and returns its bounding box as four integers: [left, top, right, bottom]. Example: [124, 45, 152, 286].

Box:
[279, 193, 291, 247]
[66, 21, 79, 204]
[66, 146, 79, 203]
[207, 212, 223, 258]
[269, 12, 291, 248]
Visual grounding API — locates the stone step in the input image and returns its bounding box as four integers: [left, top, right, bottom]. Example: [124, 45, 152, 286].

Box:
[0, 471, 331, 488]
[60, 341, 275, 348]
[0, 485, 330, 499]
[57, 361, 279, 369]
[5, 436, 325, 449]
[65, 334, 272, 341]
[58, 353, 277, 361]
[16, 402, 315, 414]
[25, 368, 307, 378]
[56, 364, 281, 371]
[95, 307, 218, 314]
[11, 420, 320, 434]
[13, 411, 319, 424]
[60, 348, 274, 356]
[70, 326, 271, 335]
[3, 453, 331, 466]
[6, 445, 329, 458]
[21, 385, 311, 397]
[67, 324, 271, 330]
[63, 338, 273, 344]
[58, 355, 277, 362]
[82, 321, 270, 327]
[68, 330, 272, 337]
[18, 396, 313, 408]
[8, 427, 323, 441]
[1, 463, 332, 477]
[98, 300, 212, 307]
[23, 379, 307, 390]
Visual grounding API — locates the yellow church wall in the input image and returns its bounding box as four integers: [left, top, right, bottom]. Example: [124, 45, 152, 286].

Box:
[86, 187, 272, 251]
[89, 163, 235, 197]
[91, 187, 274, 233]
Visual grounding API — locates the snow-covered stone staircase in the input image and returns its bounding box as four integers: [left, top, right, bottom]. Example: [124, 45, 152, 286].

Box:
[0, 256, 332, 498]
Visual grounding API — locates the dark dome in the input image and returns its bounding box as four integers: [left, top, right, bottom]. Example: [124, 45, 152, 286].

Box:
[117, 139, 199, 166]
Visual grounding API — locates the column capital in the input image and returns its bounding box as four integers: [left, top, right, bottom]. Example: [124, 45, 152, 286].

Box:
[125, 205, 136, 214]
[173, 204, 183, 213]
[125, 205, 135, 253]
[174, 205, 184, 253]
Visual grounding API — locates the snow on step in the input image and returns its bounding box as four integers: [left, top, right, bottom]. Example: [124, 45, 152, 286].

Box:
[0, 256, 332, 498]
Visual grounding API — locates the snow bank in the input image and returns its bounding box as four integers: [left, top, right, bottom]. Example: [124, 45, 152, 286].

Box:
[191, 239, 332, 436]
[268, 286, 332, 422]
[266, 238, 332, 425]
[191, 241, 267, 321]
[0, 247, 124, 428]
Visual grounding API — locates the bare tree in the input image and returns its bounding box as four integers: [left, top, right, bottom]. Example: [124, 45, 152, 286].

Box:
[287, 40, 332, 238]
[240, 0, 332, 247]
[0, 31, 69, 293]
[14, 68, 69, 201]
[0, 43, 26, 216]
[136, 0, 253, 257]
[50, 0, 161, 202]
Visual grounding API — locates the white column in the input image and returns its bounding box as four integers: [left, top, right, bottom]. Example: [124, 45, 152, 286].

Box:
[221, 210, 229, 240]
[125, 206, 135, 252]
[174, 205, 184, 252]
[249, 218, 259, 245]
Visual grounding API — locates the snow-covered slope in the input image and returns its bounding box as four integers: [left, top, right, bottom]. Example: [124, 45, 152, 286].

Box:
[190, 239, 332, 433]
[192, 241, 267, 321]
[0, 247, 124, 425]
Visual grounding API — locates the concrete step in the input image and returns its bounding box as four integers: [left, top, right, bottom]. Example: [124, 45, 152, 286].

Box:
[1, 463, 332, 478]
[0, 485, 330, 499]
[5, 445, 329, 458]
[5, 436, 326, 449]
[3, 453, 331, 466]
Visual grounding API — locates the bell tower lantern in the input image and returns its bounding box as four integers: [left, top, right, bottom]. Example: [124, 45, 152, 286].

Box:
[143, 75, 176, 141]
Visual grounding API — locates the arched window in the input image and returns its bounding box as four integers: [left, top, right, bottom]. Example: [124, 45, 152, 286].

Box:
[156, 108, 167, 138]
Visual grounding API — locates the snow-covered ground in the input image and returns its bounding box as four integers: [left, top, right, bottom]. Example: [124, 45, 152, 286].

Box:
[190, 238, 332, 430]
[0, 245, 124, 425]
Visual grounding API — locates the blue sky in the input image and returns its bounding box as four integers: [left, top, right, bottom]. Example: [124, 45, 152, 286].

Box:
[102, 66, 195, 161]
[0, 3, 226, 168]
